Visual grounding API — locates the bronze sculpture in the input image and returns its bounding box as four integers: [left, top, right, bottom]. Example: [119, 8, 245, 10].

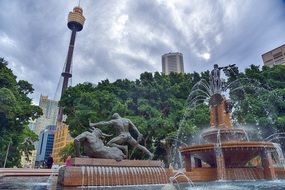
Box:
[89, 113, 154, 160]
[74, 127, 126, 161]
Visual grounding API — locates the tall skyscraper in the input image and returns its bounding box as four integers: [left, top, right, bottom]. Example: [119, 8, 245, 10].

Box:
[34, 95, 58, 135]
[21, 120, 37, 168]
[23, 96, 57, 168]
[262, 44, 285, 67]
[35, 125, 56, 167]
[162, 52, 184, 75]
[52, 5, 85, 164]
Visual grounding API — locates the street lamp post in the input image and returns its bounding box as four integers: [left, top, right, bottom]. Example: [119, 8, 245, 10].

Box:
[3, 140, 11, 168]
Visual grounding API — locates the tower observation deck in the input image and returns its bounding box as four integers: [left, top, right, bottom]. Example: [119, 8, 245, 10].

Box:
[52, 6, 85, 164]
[57, 6, 85, 122]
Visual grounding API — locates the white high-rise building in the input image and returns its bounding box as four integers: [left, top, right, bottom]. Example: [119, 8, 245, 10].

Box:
[35, 125, 56, 167]
[28, 95, 58, 167]
[162, 52, 184, 74]
[34, 95, 58, 135]
[262, 44, 285, 67]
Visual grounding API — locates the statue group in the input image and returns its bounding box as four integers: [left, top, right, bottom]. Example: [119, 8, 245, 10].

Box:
[210, 64, 236, 94]
[74, 64, 235, 162]
[74, 113, 154, 161]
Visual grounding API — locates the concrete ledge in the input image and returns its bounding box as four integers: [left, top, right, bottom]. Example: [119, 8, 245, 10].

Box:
[0, 168, 58, 177]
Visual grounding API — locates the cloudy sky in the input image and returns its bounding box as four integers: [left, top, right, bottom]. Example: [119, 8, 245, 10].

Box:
[0, 0, 285, 104]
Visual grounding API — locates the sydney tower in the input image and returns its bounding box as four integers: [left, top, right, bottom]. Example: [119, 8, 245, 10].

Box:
[53, 5, 85, 164]
[57, 6, 85, 122]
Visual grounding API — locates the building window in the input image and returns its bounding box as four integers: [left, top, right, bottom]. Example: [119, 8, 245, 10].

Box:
[39, 133, 45, 155]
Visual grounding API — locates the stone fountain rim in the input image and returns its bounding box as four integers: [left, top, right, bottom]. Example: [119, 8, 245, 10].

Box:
[179, 141, 275, 153]
[70, 158, 164, 167]
[201, 127, 247, 137]
[202, 127, 246, 133]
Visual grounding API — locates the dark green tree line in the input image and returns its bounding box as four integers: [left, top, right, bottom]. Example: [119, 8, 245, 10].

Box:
[60, 72, 209, 164]
[0, 58, 42, 167]
[60, 64, 285, 164]
[226, 64, 285, 131]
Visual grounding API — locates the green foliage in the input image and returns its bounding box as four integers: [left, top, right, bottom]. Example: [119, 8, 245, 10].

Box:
[60, 64, 285, 163]
[228, 64, 285, 130]
[60, 72, 202, 161]
[58, 142, 75, 162]
[0, 58, 42, 167]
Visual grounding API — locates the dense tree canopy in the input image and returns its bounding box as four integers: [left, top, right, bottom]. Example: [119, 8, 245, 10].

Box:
[60, 71, 210, 164]
[60, 64, 285, 164]
[227, 65, 285, 130]
[0, 58, 42, 167]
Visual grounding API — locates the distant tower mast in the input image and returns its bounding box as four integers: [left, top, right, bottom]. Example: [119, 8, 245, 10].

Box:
[57, 6, 85, 122]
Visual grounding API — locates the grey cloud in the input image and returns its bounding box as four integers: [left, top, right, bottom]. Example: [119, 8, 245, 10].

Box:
[0, 0, 284, 104]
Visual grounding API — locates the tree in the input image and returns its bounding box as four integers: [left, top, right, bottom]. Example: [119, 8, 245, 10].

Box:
[60, 72, 202, 162]
[60, 64, 285, 164]
[228, 65, 285, 132]
[58, 142, 75, 162]
[0, 58, 42, 167]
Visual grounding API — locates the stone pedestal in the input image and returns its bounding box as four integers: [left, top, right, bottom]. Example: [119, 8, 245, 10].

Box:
[209, 95, 232, 128]
[183, 154, 191, 172]
[261, 150, 276, 180]
[58, 158, 169, 186]
[215, 145, 225, 180]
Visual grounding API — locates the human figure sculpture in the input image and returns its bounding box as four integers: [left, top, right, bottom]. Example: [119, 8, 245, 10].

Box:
[210, 64, 236, 94]
[89, 113, 154, 160]
[210, 64, 222, 93]
[74, 127, 125, 161]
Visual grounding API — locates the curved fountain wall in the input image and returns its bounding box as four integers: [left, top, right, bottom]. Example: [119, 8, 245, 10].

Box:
[179, 93, 285, 181]
[177, 65, 285, 181]
[58, 158, 171, 186]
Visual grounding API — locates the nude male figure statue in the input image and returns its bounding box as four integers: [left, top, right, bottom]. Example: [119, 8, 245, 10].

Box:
[89, 113, 154, 160]
[74, 127, 125, 161]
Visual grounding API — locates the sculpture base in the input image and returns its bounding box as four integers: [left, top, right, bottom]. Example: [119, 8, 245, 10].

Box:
[57, 158, 285, 186]
[58, 158, 170, 186]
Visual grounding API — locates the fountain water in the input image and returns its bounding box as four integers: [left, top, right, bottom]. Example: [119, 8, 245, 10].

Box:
[179, 64, 285, 181]
[170, 170, 194, 186]
[272, 143, 285, 169]
[55, 65, 285, 188]
[4, 69, 285, 189]
[81, 166, 85, 187]
[58, 157, 170, 186]
[47, 165, 63, 184]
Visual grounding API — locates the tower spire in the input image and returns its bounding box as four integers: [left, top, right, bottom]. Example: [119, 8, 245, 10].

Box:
[57, 5, 85, 122]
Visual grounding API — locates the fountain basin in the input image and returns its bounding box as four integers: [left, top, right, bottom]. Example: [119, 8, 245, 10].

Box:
[201, 128, 248, 143]
[179, 141, 285, 181]
[180, 141, 275, 167]
[3, 177, 285, 189]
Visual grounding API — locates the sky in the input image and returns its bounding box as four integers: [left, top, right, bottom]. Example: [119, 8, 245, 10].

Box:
[0, 0, 285, 104]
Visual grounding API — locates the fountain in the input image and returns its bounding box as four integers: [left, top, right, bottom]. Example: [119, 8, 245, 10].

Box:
[57, 113, 171, 186]
[179, 64, 285, 181]
[55, 64, 285, 187]
[57, 158, 171, 186]
[2, 65, 285, 189]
